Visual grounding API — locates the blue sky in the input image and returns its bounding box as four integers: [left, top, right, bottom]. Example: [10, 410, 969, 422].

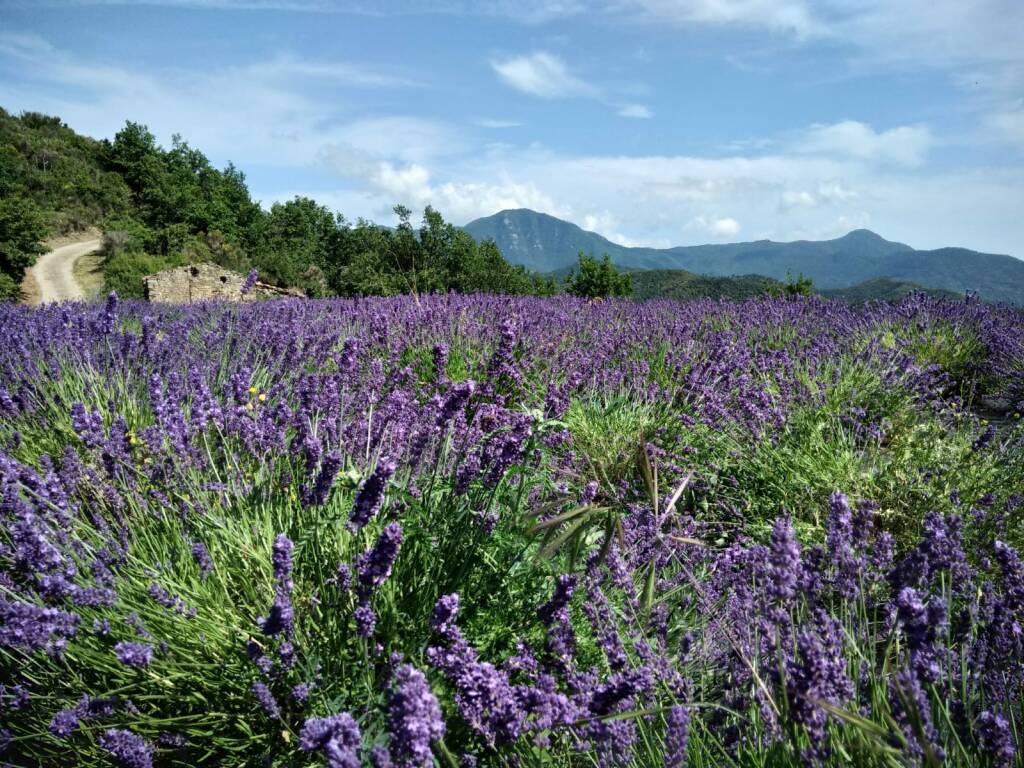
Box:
[1, 1, 1022, 256]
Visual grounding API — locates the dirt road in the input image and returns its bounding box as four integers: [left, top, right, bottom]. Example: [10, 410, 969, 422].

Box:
[28, 238, 102, 304]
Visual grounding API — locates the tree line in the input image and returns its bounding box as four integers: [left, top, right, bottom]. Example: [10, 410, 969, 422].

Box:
[2, 109, 639, 301]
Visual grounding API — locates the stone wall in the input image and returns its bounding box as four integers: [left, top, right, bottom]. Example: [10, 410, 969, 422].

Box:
[143, 263, 301, 302]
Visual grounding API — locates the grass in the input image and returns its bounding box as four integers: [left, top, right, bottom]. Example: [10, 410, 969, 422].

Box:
[73, 248, 106, 300]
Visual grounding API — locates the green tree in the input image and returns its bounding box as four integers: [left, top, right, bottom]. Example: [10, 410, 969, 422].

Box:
[0, 197, 47, 300]
[766, 271, 814, 298]
[257, 197, 337, 294]
[565, 252, 632, 299]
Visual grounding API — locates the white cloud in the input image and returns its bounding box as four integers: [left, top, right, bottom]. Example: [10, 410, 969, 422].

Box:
[328, 117, 462, 165]
[325, 152, 565, 223]
[987, 107, 1024, 148]
[779, 180, 858, 210]
[0, 32, 426, 170]
[582, 211, 671, 247]
[617, 103, 653, 119]
[623, 0, 818, 36]
[798, 121, 933, 167]
[490, 51, 652, 120]
[699, 216, 741, 238]
[345, 143, 1021, 255]
[491, 52, 596, 98]
[780, 190, 816, 209]
[816, 180, 858, 203]
[476, 118, 524, 128]
[243, 55, 422, 88]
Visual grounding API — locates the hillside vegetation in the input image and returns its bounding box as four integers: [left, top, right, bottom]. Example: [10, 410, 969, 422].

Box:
[821, 277, 963, 303]
[0, 108, 552, 300]
[630, 268, 781, 301]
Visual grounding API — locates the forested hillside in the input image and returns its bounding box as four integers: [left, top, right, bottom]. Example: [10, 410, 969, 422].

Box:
[629, 269, 781, 301]
[820, 277, 962, 303]
[0, 109, 552, 299]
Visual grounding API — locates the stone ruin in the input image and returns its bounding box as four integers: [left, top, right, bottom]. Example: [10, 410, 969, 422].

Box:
[142, 263, 302, 303]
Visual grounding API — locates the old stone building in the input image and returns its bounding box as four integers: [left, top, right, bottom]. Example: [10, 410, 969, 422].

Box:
[143, 263, 301, 302]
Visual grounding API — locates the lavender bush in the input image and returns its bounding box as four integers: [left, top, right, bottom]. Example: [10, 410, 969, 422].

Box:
[0, 291, 1022, 766]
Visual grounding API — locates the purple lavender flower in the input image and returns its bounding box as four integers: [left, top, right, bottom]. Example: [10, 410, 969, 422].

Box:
[895, 588, 945, 683]
[148, 583, 194, 616]
[430, 594, 460, 641]
[48, 707, 81, 738]
[70, 402, 104, 448]
[292, 681, 315, 703]
[308, 450, 343, 507]
[538, 575, 577, 672]
[431, 342, 449, 387]
[272, 533, 294, 587]
[98, 728, 154, 768]
[9, 685, 29, 710]
[279, 640, 296, 669]
[336, 562, 352, 593]
[299, 713, 362, 768]
[354, 603, 377, 638]
[157, 732, 187, 749]
[348, 457, 397, 532]
[357, 523, 404, 597]
[426, 594, 526, 746]
[259, 592, 294, 637]
[784, 612, 853, 762]
[977, 711, 1016, 768]
[663, 705, 690, 768]
[0, 600, 79, 654]
[386, 664, 445, 767]
[768, 516, 801, 604]
[241, 268, 259, 296]
[115, 641, 154, 669]
[370, 745, 394, 768]
[825, 492, 861, 598]
[252, 680, 281, 719]
[191, 541, 214, 578]
[890, 669, 944, 762]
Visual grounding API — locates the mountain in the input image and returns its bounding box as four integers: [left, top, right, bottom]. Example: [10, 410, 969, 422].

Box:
[462, 209, 655, 273]
[464, 209, 1024, 304]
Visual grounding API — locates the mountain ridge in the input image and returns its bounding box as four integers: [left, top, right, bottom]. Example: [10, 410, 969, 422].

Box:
[464, 209, 1024, 304]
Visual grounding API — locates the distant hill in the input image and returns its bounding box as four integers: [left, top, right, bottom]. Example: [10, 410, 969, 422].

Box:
[464, 209, 1024, 304]
[629, 270, 780, 302]
[820, 278, 962, 304]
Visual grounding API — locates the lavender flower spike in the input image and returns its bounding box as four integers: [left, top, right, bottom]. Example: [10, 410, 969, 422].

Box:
[98, 729, 154, 768]
[663, 705, 691, 768]
[241, 268, 259, 295]
[300, 713, 363, 768]
[348, 457, 398, 532]
[387, 664, 445, 768]
[252, 680, 281, 719]
[115, 641, 154, 669]
[272, 533, 294, 588]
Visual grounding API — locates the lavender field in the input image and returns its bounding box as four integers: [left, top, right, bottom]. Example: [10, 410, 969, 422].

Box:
[1, 292, 1023, 767]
